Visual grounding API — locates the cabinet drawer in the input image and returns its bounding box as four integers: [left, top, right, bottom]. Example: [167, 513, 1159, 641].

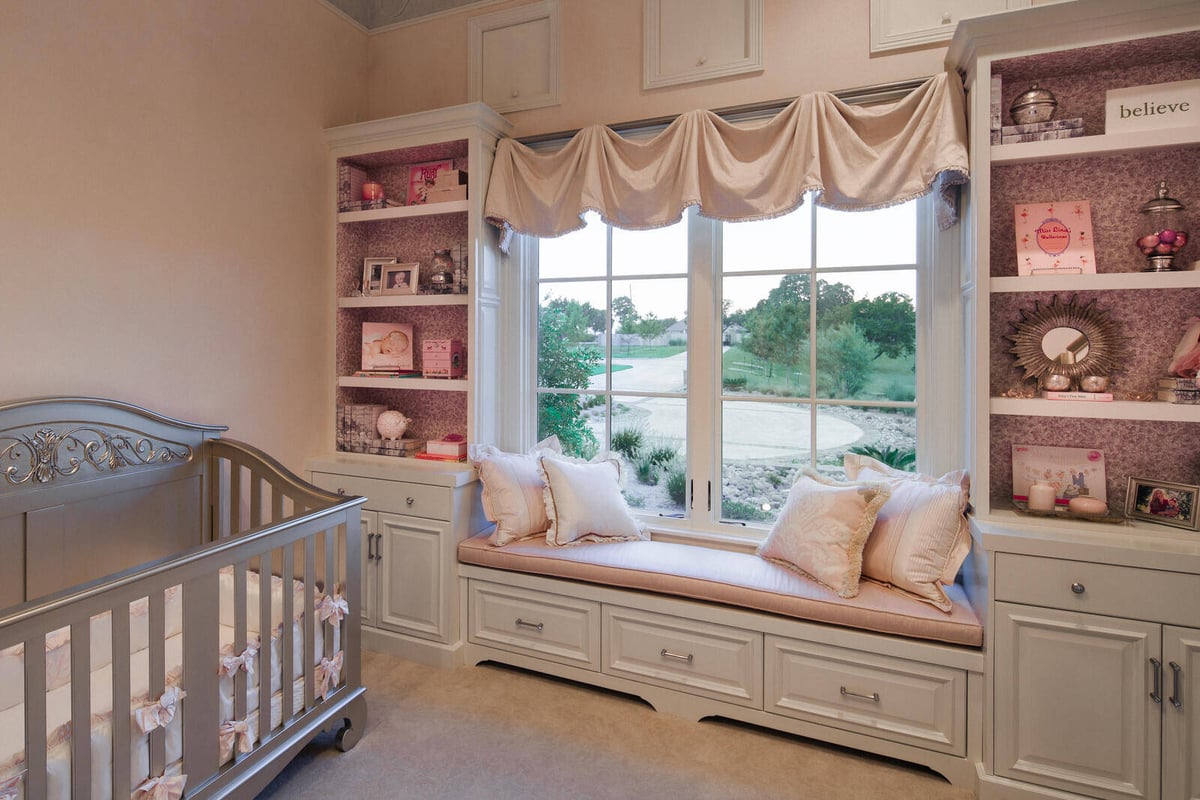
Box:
[765, 635, 966, 755]
[468, 580, 600, 670]
[994, 553, 1200, 626]
[603, 606, 762, 707]
[310, 472, 451, 521]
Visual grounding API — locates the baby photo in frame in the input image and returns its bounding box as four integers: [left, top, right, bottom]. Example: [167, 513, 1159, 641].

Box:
[362, 257, 396, 297]
[382, 263, 419, 295]
[1125, 477, 1200, 531]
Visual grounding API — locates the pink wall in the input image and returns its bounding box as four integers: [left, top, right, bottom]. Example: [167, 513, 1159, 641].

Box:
[363, 0, 950, 138]
[0, 1, 366, 471]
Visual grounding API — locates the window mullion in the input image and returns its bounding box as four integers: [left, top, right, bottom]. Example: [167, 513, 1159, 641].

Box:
[685, 207, 718, 525]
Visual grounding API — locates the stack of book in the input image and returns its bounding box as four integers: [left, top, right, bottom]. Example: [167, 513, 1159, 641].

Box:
[1157, 376, 1200, 404]
[353, 369, 423, 378]
[337, 162, 368, 211]
[1000, 117, 1085, 144]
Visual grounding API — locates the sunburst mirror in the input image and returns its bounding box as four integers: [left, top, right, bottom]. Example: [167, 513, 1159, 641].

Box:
[1007, 295, 1126, 385]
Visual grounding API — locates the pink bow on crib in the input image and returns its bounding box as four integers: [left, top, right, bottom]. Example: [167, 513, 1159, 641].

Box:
[316, 650, 344, 700]
[317, 593, 349, 623]
[132, 773, 187, 800]
[219, 641, 259, 679]
[134, 686, 187, 735]
[0, 771, 26, 800]
[219, 718, 256, 762]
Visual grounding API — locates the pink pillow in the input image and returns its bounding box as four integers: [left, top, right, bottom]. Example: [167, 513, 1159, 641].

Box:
[472, 438, 561, 546]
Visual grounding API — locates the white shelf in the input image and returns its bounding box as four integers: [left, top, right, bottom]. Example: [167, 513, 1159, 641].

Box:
[338, 294, 471, 308]
[337, 376, 469, 392]
[990, 397, 1200, 422]
[337, 199, 468, 223]
[991, 125, 1200, 166]
[990, 270, 1200, 293]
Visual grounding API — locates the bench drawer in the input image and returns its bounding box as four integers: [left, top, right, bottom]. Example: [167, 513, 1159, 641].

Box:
[310, 471, 451, 521]
[994, 553, 1199, 626]
[468, 580, 600, 670]
[765, 634, 966, 755]
[603, 606, 762, 707]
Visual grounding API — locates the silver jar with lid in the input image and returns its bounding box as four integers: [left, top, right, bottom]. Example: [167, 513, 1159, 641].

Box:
[1010, 83, 1058, 125]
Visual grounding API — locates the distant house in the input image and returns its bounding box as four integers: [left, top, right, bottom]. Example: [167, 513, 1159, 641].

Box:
[723, 324, 747, 345]
[665, 320, 688, 343]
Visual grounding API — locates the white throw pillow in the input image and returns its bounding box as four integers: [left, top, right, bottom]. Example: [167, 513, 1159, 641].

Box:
[843, 453, 971, 611]
[757, 470, 891, 599]
[538, 456, 646, 546]
[471, 437, 562, 546]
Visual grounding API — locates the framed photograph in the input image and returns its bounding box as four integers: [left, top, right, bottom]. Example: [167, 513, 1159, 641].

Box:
[381, 263, 419, 296]
[362, 322, 414, 371]
[406, 159, 453, 205]
[1125, 477, 1200, 531]
[362, 257, 396, 296]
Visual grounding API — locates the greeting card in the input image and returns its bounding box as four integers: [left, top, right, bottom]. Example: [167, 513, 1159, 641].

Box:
[1014, 201, 1096, 276]
[1011, 444, 1107, 507]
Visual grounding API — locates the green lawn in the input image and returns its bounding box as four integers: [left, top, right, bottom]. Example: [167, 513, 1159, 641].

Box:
[720, 345, 915, 401]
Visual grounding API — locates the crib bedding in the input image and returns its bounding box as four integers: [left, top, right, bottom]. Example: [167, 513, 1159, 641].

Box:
[0, 570, 345, 799]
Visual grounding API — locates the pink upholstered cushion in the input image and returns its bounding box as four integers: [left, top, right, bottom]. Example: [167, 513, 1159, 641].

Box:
[843, 454, 972, 612]
[757, 471, 891, 599]
[458, 534, 983, 648]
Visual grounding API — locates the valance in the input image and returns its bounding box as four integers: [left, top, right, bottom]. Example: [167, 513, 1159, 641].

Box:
[484, 71, 969, 246]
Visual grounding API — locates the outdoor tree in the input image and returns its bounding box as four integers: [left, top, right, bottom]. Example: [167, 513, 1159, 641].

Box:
[816, 323, 874, 397]
[633, 312, 669, 345]
[744, 304, 806, 379]
[538, 304, 600, 458]
[850, 292, 916, 359]
[612, 295, 639, 333]
[542, 296, 604, 343]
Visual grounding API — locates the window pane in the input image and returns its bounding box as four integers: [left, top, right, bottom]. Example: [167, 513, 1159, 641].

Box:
[722, 274, 810, 398]
[607, 277, 687, 393]
[813, 271, 916, 402]
[537, 392, 602, 460]
[539, 211, 607, 279]
[817, 404, 917, 476]
[538, 284, 605, 389]
[605, 394, 686, 518]
[720, 401, 813, 523]
[722, 208, 812, 272]
[815, 202, 916, 268]
[612, 218, 687, 275]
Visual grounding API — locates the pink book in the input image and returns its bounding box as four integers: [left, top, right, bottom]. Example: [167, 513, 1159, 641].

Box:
[1014, 201, 1096, 276]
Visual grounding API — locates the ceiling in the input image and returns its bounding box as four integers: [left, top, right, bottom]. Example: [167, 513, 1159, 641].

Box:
[323, 0, 495, 30]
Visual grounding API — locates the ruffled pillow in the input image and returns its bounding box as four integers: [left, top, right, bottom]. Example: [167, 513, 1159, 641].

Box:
[538, 455, 646, 546]
[757, 470, 891, 598]
[471, 437, 562, 546]
[843, 453, 971, 612]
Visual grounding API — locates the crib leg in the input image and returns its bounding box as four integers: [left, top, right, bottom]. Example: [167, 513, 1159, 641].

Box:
[334, 693, 368, 752]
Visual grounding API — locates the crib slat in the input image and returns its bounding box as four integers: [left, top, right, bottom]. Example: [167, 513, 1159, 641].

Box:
[229, 463, 242, 537]
[148, 591, 166, 779]
[70, 620, 91, 799]
[111, 603, 132, 799]
[281, 548, 294, 723]
[304, 536, 316, 710]
[271, 484, 284, 525]
[24, 634, 48, 800]
[234, 562, 248, 722]
[250, 476, 263, 529]
[258, 551, 273, 743]
[182, 573, 220, 784]
[325, 529, 337, 661]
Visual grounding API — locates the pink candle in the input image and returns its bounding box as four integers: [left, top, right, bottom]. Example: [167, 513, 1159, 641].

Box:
[362, 182, 384, 201]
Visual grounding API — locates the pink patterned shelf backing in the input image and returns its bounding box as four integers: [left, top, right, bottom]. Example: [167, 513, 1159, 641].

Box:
[991, 30, 1200, 134]
[990, 288, 1200, 399]
[336, 387, 468, 444]
[340, 141, 467, 171]
[990, 147, 1200, 279]
[990, 415, 1200, 515]
[336, 305, 467, 378]
[337, 209, 468, 297]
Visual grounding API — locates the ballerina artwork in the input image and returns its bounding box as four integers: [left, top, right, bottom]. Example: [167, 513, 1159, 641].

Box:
[1167, 316, 1200, 384]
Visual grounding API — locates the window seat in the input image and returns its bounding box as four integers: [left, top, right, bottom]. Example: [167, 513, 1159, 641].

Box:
[457, 533, 982, 648]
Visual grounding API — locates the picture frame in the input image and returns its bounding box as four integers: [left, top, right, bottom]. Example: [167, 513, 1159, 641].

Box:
[362, 322, 414, 371]
[381, 263, 419, 296]
[362, 257, 396, 297]
[1125, 477, 1200, 531]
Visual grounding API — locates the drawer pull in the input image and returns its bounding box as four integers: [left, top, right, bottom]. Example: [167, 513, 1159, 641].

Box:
[515, 618, 544, 632]
[660, 648, 694, 664]
[1169, 661, 1183, 709]
[1151, 657, 1163, 704]
[840, 686, 881, 703]
[1070, 582, 1085, 594]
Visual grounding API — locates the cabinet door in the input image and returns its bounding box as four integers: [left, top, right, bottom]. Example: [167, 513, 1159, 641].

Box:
[995, 602, 1161, 800]
[1164, 625, 1200, 800]
[360, 510, 377, 627]
[376, 512, 450, 642]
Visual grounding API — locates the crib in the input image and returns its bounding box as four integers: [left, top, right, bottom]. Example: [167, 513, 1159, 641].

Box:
[0, 397, 366, 799]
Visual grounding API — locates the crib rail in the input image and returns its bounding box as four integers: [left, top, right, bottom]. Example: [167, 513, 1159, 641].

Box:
[0, 474, 364, 799]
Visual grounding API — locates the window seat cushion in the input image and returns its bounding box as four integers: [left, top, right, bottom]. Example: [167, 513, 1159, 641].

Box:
[458, 533, 982, 648]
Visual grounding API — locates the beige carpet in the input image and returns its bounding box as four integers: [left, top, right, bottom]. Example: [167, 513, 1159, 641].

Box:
[257, 649, 976, 799]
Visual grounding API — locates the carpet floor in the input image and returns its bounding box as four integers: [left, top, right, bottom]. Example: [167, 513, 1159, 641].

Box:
[256, 649, 976, 799]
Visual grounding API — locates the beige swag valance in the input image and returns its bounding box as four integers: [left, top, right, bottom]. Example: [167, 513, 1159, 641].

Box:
[485, 71, 969, 246]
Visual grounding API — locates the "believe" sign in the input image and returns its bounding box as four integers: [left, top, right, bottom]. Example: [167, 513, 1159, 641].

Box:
[1106, 79, 1199, 134]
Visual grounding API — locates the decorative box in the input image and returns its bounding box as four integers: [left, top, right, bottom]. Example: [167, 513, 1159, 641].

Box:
[422, 339, 464, 378]
[424, 439, 468, 459]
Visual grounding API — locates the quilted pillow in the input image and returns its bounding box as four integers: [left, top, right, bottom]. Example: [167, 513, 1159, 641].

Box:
[757, 470, 891, 598]
[843, 453, 971, 612]
[538, 455, 646, 546]
[471, 437, 562, 546]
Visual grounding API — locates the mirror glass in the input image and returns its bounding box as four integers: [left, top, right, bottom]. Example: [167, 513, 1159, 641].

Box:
[1041, 326, 1089, 365]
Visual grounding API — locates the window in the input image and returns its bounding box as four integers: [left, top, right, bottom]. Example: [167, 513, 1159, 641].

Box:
[528, 192, 958, 537]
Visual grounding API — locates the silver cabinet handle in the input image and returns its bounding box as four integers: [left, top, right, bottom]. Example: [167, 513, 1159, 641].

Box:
[372, 533, 382, 562]
[336, 488, 346, 496]
[406, 496, 415, 506]
[1070, 582, 1085, 594]
[840, 686, 881, 703]
[515, 618, 543, 632]
[1169, 661, 1183, 709]
[660, 648, 693, 664]
[1151, 657, 1163, 704]
[366, 533, 376, 561]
